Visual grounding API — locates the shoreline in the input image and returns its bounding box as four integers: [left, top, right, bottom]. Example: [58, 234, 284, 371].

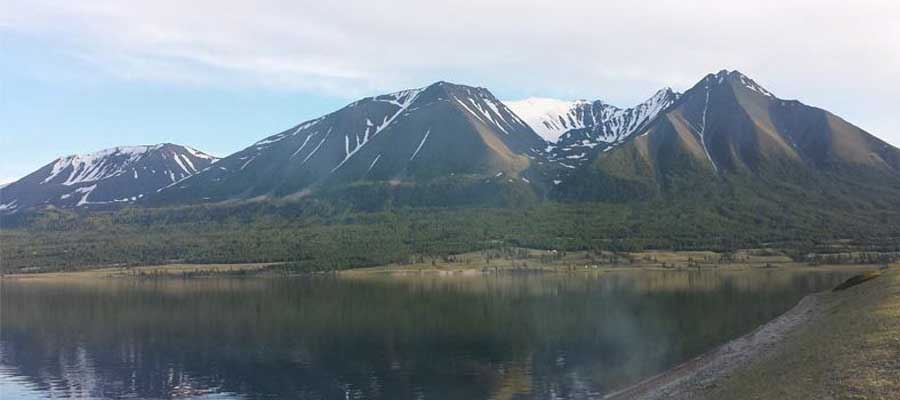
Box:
[604, 292, 826, 400]
[3, 248, 887, 279]
[605, 267, 898, 399]
[0, 262, 876, 281]
[0, 263, 274, 280]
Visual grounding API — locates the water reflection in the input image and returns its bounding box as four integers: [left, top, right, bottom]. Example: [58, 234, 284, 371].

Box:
[1, 270, 851, 399]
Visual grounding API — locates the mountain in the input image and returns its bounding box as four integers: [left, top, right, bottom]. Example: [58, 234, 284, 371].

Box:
[5, 70, 898, 213]
[556, 70, 900, 200]
[507, 89, 680, 168]
[0, 144, 218, 212]
[150, 81, 549, 206]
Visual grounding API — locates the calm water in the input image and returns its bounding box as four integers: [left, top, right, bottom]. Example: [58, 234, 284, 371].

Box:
[0, 270, 852, 399]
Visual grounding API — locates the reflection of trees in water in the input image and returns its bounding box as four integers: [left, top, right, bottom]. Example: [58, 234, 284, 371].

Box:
[0, 271, 851, 399]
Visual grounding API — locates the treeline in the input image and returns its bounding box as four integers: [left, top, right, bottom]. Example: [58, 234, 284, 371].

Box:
[3, 185, 900, 273]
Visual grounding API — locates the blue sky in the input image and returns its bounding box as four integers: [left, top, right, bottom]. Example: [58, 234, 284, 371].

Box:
[3, 0, 899, 184]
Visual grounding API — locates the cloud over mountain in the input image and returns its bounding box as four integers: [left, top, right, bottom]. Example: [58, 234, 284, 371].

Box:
[5, 0, 899, 107]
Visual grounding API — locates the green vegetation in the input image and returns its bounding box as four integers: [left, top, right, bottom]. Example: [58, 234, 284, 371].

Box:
[3, 180, 899, 274]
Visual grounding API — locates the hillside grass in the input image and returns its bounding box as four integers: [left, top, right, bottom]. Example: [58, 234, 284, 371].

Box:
[707, 265, 900, 399]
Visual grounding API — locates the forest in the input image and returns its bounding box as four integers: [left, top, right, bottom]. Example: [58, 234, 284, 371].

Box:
[4, 180, 900, 274]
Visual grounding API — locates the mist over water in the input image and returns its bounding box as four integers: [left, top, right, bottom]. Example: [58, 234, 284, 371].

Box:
[1, 270, 852, 399]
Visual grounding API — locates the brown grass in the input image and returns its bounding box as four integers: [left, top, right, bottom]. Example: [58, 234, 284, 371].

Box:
[342, 248, 879, 276]
[1, 263, 274, 280]
[2, 247, 884, 280]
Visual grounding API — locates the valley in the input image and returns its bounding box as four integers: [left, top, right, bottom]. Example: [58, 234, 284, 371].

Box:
[5, 2, 898, 398]
[2, 69, 898, 400]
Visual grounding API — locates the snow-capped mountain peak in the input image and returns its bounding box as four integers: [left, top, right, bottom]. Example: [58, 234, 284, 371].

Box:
[506, 88, 680, 147]
[507, 88, 680, 173]
[505, 88, 680, 173]
[703, 69, 775, 98]
[42, 145, 165, 186]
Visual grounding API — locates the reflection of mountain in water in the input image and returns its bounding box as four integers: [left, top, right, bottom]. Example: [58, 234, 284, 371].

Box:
[1, 271, 851, 399]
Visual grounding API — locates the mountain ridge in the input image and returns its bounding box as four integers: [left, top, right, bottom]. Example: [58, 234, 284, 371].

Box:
[506, 87, 680, 145]
[3, 70, 899, 213]
[552, 69, 900, 201]
[148, 81, 548, 206]
[0, 143, 218, 212]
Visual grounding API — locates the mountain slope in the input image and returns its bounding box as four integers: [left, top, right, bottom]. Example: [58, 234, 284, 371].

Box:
[6, 71, 897, 213]
[151, 82, 549, 205]
[0, 144, 218, 212]
[556, 70, 900, 201]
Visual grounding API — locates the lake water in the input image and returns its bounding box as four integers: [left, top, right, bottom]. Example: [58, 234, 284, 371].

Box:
[1, 270, 852, 399]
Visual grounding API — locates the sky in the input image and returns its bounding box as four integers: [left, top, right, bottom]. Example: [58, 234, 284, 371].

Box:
[2, 0, 899, 184]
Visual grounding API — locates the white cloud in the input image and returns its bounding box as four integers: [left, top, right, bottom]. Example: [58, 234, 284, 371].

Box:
[3, 0, 899, 142]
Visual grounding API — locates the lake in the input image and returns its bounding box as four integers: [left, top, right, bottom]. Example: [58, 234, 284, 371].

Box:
[0, 270, 853, 399]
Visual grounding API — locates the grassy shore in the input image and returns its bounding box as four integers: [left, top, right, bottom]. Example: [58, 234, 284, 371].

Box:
[0, 263, 273, 280]
[705, 265, 900, 399]
[339, 248, 880, 275]
[607, 265, 900, 400]
[2, 248, 885, 279]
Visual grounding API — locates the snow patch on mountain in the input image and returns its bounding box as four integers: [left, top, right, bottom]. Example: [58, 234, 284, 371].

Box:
[42, 145, 158, 185]
[736, 73, 774, 97]
[332, 88, 423, 172]
[372, 88, 421, 108]
[451, 86, 530, 138]
[185, 145, 219, 161]
[38, 145, 219, 187]
[74, 184, 98, 206]
[504, 98, 591, 142]
[0, 199, 17, 211]
[707, 70, 776, 98]
[507, 88, 678, 147]
[507, 88, 679, 171]
[367, 154, 381, 173]
[410, 129, 431, 160]
[2, 143, 219, 212]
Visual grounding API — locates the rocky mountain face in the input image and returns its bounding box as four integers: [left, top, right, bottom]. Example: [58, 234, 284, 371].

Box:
[0, 144, 217, 212]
